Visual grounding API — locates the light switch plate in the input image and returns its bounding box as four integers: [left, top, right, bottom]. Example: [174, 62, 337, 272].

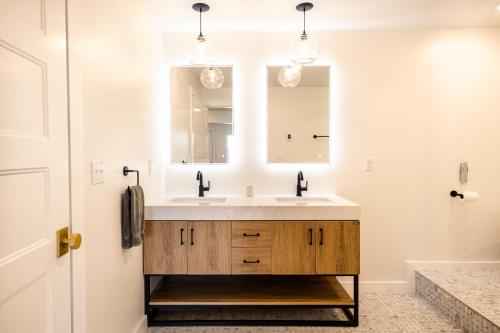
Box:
[91, 160, 105, 184]
[148, 160, 153, 176]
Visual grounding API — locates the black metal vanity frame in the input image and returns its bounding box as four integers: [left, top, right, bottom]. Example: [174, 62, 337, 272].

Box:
[143, 274, 359, 327]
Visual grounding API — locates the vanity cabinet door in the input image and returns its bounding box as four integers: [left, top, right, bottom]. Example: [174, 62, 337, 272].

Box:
[316, 221, 360, 275]
[187, 221, 231, 275]
[144, 221, 187, 274]
[272, 221, 316, 275]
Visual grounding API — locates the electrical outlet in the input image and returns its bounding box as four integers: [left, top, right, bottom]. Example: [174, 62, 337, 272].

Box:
[91, 161, 105, 184]
[364, 157, 374, 171]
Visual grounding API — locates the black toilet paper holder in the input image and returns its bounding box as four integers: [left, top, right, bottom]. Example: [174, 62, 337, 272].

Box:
[450, 190, 464, 199]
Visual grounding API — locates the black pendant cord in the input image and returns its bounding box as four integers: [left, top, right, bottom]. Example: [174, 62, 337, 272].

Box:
[303, 7, 306, 35]
[192, 3, 209, 38]
[296, 3, 313, 35]
[199, 8, 203, 37]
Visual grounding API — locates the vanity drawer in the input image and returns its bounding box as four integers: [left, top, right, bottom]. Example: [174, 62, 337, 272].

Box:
[231, 248, 272, 274]
[232, 221, 272, 248]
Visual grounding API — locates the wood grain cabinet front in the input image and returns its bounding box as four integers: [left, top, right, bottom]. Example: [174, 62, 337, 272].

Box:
[144, 221, 187, 274]
[271, 221, 360, 275]
[272, 221, 316, 275]
[231, 248, 272, 274]
[187, 221, 231, 275]
[232, 221, 272, 248]
[144, 220, 359, 276]
[316, 221, 360, 275]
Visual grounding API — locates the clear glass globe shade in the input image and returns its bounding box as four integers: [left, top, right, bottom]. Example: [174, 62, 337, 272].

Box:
[290, 34, 319, 65]
[277, 65, 302, 88]
[189, 37, 216, 66]
[200, 67, 224, 89]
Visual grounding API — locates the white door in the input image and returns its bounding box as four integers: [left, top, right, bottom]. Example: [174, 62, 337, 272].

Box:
[0, 1, 73, 332]
[190, 90, 209, 163]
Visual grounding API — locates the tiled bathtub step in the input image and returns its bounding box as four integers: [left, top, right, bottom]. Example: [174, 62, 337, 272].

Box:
[416, 270, 500, 333]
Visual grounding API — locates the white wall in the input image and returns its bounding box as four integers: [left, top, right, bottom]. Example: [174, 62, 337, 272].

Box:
[268, 87, 329, 163]
[75, 0, 163, 332]
[162, 29, 500, 283]
[69, 25, 500, 332]
[201, 87, 232, 108]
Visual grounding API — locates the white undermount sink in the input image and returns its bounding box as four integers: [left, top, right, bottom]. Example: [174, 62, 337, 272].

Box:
[171, 197, 226, 204]
[275, 197, 331, 203]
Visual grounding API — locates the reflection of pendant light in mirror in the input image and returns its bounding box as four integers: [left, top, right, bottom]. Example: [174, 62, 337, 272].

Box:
[189, 3, 215, 66]
[290, 2, 319, 65]
[277, 65, 302, 88]
[200, 67, 224, 89]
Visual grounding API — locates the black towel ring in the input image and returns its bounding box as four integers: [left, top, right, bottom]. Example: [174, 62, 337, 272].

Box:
[123, 166, 140, 185]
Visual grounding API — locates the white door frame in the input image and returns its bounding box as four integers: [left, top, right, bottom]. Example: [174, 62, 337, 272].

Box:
[65, 1, 87, 332]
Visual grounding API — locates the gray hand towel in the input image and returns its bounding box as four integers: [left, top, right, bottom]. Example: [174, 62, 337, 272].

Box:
[130, 185, 145, 247]
[121, 185, 145, 249]
[121, 188, 132, 249]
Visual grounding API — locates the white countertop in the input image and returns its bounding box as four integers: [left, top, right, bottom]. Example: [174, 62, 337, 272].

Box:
[145, 195, 361, 221]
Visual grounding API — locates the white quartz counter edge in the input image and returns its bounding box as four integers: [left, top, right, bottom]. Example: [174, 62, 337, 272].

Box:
[145, 195, 361, 221]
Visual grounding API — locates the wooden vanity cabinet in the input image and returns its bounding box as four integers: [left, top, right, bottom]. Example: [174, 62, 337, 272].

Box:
[143, 219, 360, 326]
[144, 220, 359, 275]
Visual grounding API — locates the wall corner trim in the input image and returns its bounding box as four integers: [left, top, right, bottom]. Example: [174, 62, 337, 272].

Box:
[132, 315, 147, 333]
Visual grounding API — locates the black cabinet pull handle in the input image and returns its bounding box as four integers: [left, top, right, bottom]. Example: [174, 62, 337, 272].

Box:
[180, 228, 184, 245]
[243, 259, 260, 264]
[190, 228, 194, 245]
[243, 232, 260, 237]
[320, 228, 323, 245]
[309, 228, 313, 245]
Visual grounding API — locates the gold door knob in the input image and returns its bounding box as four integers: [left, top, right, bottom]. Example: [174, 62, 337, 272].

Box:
[57, 227, 83, 257]
[63, 233, 82, 250]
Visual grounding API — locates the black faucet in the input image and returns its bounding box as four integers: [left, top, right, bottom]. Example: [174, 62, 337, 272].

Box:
[296, 171, 308, 197]
[196, 171, 210, 197]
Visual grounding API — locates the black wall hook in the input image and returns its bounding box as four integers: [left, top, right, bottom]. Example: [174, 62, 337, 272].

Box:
[450, 190, 464, 199]
[123, 166, 140, 185]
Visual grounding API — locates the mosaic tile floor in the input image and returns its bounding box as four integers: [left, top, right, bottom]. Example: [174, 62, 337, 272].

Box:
[417, 269, 500, 329]
[145, 293, 463, 333]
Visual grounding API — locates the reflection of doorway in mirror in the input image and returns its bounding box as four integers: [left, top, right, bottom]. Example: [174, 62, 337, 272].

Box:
[170, 66, 233, 164]
[190, 90, 209, 163]
[209, 123, 231, 163]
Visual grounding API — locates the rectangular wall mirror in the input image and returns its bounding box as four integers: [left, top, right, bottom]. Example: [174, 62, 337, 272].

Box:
[170, 66, 233, 164]
[267, 66, 330, 163]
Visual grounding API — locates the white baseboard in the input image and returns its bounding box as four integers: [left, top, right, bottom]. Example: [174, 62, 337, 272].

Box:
[132, 315, 147, 333]
[337, 278, 408, 295]
[406, 260, 500, 292]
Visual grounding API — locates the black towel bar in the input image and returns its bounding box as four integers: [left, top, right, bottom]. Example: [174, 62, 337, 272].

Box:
[123, 166, 140, 185]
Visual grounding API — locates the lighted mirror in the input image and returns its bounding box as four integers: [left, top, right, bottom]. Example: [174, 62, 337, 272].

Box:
[267, 66, 330, 163]
[170, 66, 233, 164]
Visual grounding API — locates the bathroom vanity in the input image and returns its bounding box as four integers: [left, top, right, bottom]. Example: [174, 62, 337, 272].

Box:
[143, 196, 360, 327]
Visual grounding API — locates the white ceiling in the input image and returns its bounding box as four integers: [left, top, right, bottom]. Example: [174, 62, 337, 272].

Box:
[147, 0, 500, 31]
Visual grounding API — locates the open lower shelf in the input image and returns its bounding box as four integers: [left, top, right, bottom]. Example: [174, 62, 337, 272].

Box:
[149, 276, 354, 306]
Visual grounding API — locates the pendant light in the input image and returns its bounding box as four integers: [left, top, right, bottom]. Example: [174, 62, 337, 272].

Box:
[189, 3, 224, 89]
[290, 2, 319, 65]
[200, 67, 224, 89]
[277, 65, 302, 88]
[189, 3, 216, 66]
